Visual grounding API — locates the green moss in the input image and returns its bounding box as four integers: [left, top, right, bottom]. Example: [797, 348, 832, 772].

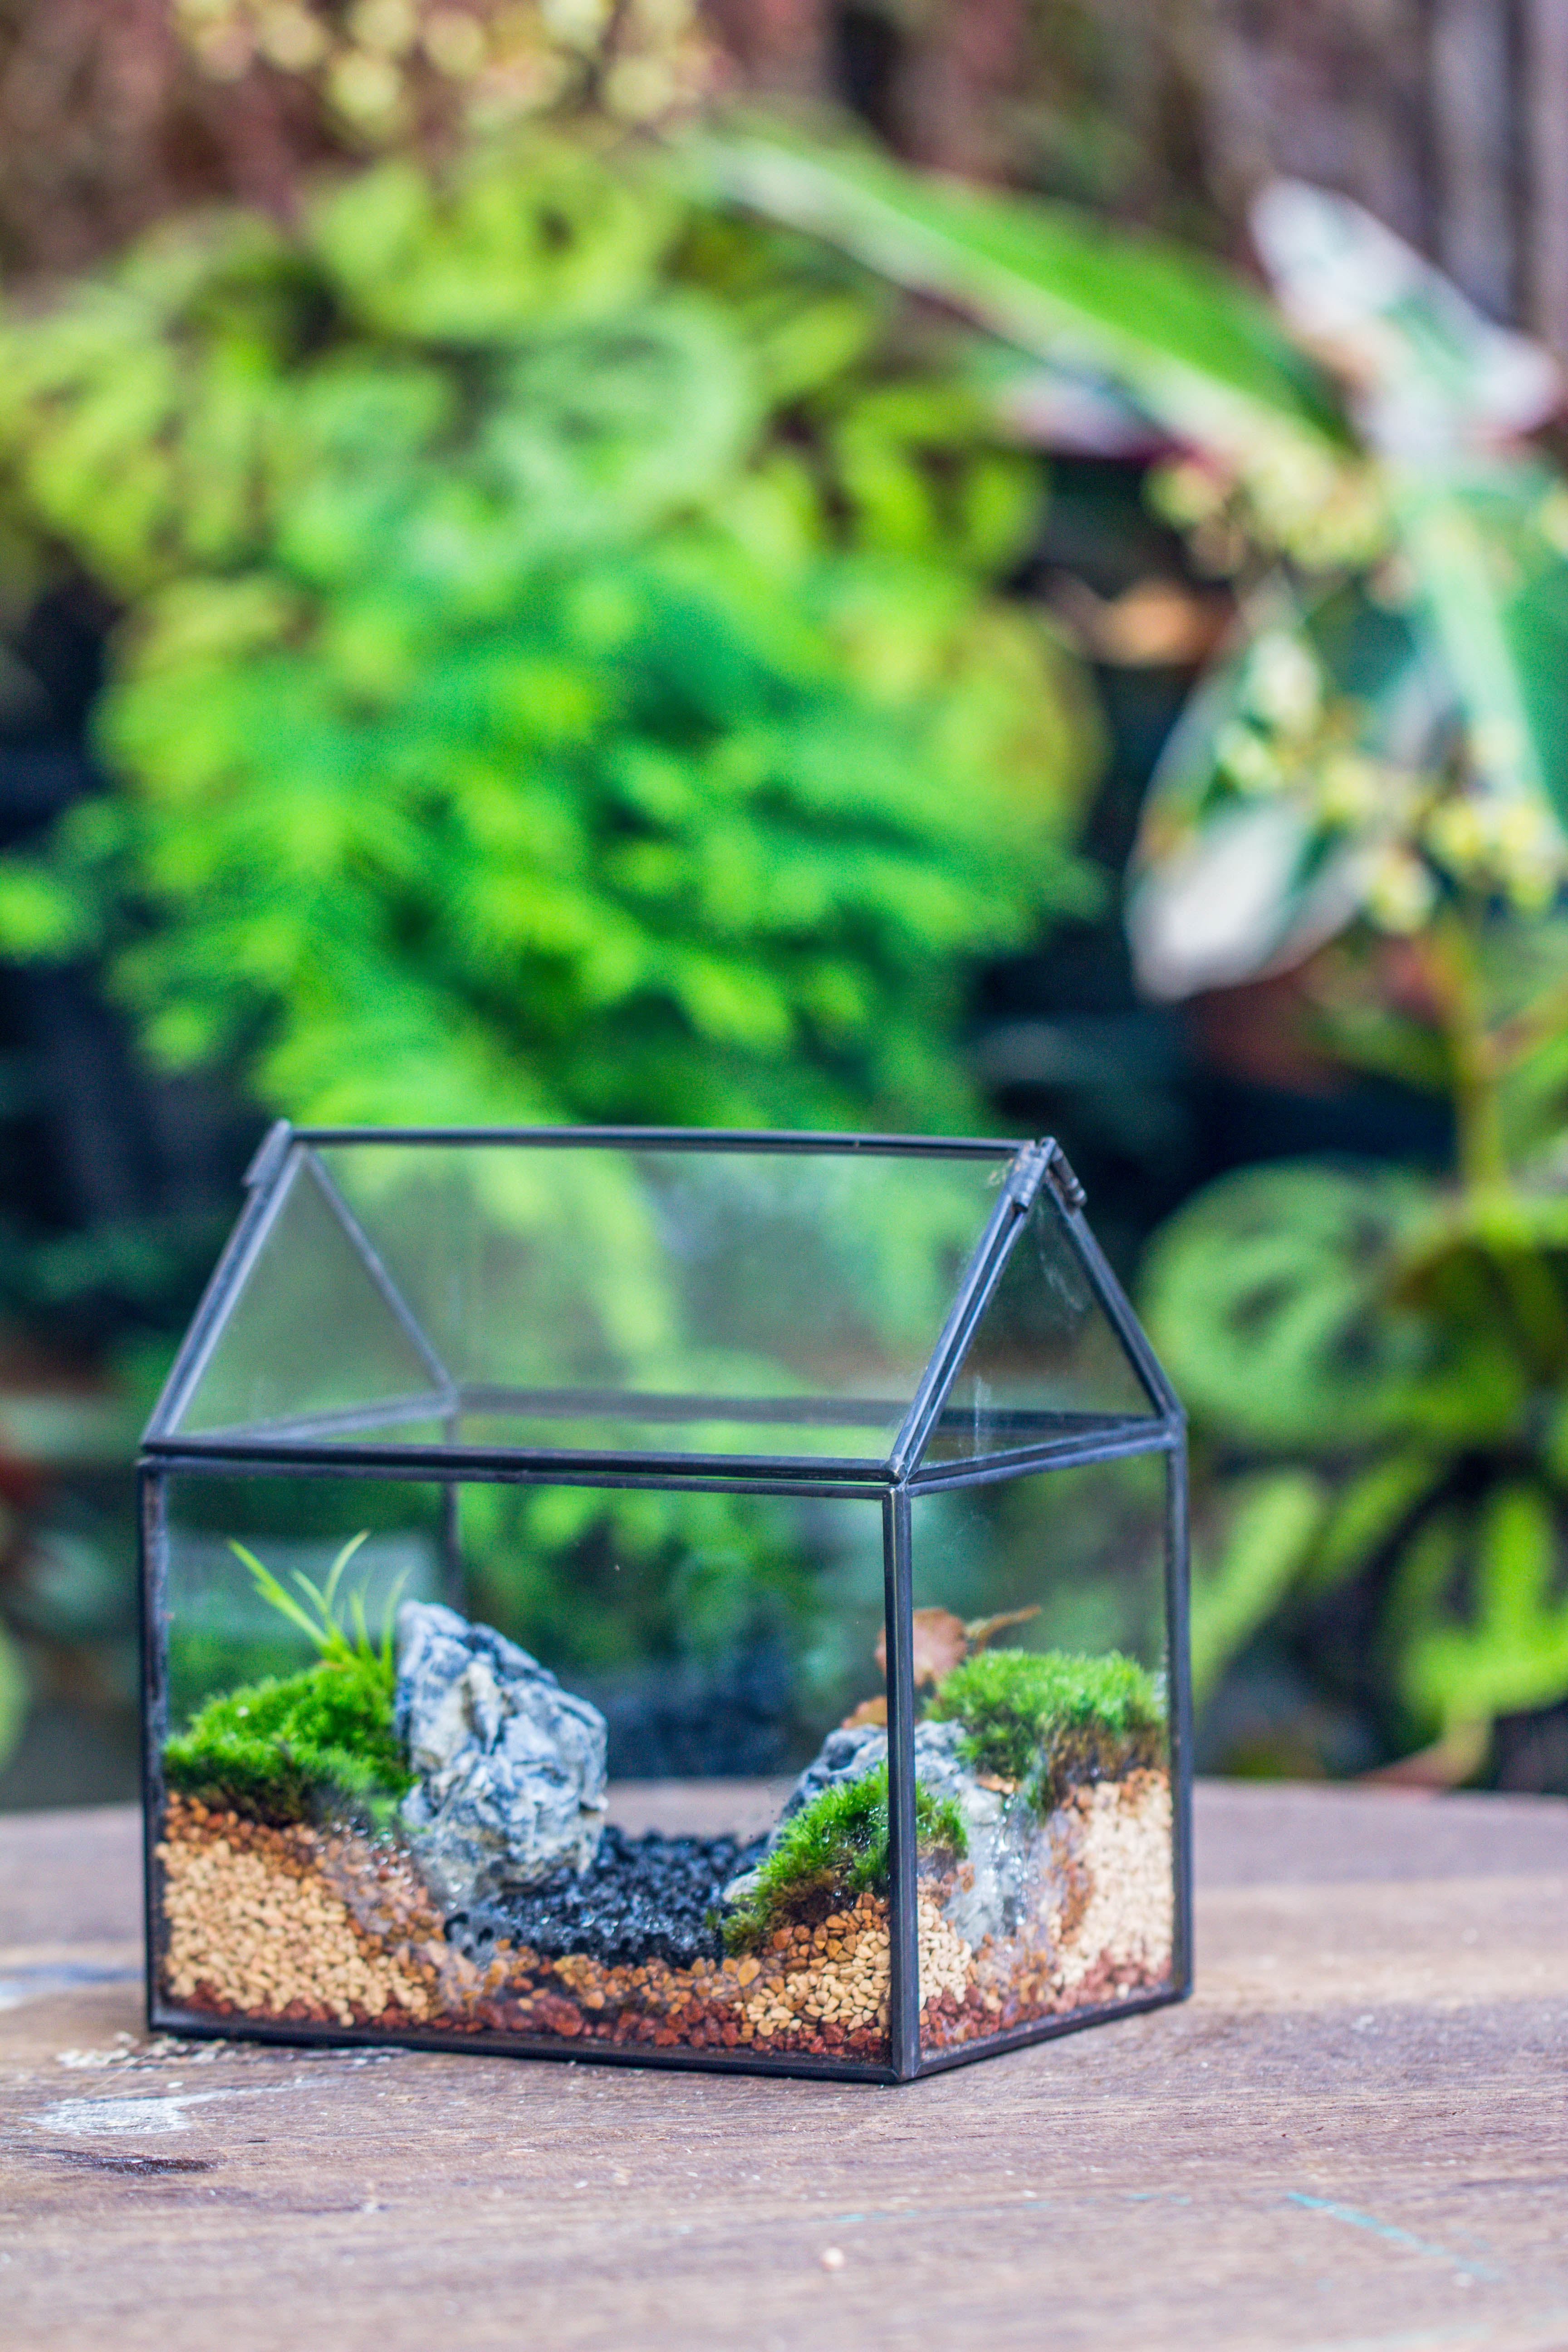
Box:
[162, 1530, 415, 1823]
[927, 1647, 1164, 1809]
[723, 1764, 967, 1951]
[163, 1653, 413, 1825]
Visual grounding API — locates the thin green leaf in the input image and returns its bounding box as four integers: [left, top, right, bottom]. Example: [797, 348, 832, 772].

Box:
[229, 1539, 328, 1649]
[323, 1529, 371, 1621]
[378, 1564, 412, 1669]
[289, 1570, 332, 1623]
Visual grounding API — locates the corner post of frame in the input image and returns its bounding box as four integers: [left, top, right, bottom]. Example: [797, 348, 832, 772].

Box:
[138, 1462, 171, 2032]
[884, 1486, 920, 2078]
[1165, 1435, 1195, 1999]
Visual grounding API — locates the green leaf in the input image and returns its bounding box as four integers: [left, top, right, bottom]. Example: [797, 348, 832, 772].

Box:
[1190, 1471, 1329, 1701]
[1377, 464, 1568, 855]
[1401, 1481, 1568, 1730]
[483, 299, 757, 543]
[321, 1529, 371, 1620]
[0, 859, 98, 959]
[1139, 1160, 1430, 1450]
[1309, 1450, 1441, 1593]
[0, 1620, 28, 1774]
[229, 1539, 333, 1650]
[698, 133, 1346, 467]
[309, 142, 680, 341]
[1127, 578, 1436, 998]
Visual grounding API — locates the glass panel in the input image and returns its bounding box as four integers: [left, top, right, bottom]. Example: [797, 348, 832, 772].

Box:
[151, 1472, 894, 2072]
[169, 1140, 1012, 1463]
[444, 1407, 897, 1461]
[162, 1476, 451, 1732]
[903, 1456, 1176, 2057]
[921, 1188, 1158, 1466]
[175, 1160, 444, 1437]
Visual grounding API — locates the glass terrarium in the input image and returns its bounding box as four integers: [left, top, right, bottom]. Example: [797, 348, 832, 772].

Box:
[139, 1124, 1191, 2081]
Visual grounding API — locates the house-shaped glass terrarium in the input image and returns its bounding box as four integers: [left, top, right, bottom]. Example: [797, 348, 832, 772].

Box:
[139, 1125, 1190, 2081]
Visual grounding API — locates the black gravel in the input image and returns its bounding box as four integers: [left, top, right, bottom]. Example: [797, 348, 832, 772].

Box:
[445, 1824, 768, 1970]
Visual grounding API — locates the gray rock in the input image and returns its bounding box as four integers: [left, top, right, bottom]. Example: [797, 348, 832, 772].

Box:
[394, 1602, 608, 1913]
[763, 1716, 1038, 1950]
[771, 1719, 889, 1823]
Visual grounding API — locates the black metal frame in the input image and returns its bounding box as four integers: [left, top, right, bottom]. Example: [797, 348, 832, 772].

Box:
[138, 1123, 1191, 2084]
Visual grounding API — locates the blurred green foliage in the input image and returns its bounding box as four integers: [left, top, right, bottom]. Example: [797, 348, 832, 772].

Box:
[0, 1616, 24, 1771]
[18, 115, 1568, 1789]
[1146, 1125, 1568, 1762]
[461, 1480, 824, 1680]
[0, 133, 1095, 1137]
[726, 136, 1568, 1775]
[1115, 193, 1568, 1774]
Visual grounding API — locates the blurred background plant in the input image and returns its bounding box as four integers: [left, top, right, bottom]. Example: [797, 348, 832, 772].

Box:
[0, 35, 1101, 1797]
[4, 0, 1568, 1803]
[1123, 184, 1568, 1792]
[0, 136, 1093, 1134]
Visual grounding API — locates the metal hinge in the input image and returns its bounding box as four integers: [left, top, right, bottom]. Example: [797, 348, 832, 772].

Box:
[1002, 1140, 1049, 1211]
[1004, 1138, 1087, 1215]
[1041, 1138, 1087, 1214]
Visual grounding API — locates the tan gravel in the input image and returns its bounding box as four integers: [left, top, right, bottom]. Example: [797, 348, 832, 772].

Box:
[156, 1796, 463, 2027]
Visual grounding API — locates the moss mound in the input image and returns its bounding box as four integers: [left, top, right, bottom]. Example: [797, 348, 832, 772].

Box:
[163, 1654, 413, 1825]
[927, 1647, 1164, 1809]
[724, 1764, 966, 1951]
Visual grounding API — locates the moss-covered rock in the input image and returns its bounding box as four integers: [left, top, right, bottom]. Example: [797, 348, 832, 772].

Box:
[926, 1647, 1164, 1810]
[723, 1763, 966, 1951]
[163, 1654, 413, 1825]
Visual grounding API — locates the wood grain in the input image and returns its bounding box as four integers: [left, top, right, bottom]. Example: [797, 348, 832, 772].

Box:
[2, 1781, 1566, 2352]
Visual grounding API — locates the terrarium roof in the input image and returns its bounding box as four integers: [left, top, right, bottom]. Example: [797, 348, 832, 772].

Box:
[141, 1126, 1179, 1484]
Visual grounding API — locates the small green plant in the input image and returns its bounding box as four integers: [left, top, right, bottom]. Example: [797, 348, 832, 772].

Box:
[723, 1764, 967, 1951]
[230, 1530, 402, 1690]
[927, 1648, 1165, 1807]
[162, 1533, 414, 1823]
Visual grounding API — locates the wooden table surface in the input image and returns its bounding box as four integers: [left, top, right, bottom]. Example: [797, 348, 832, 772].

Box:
[2, 1782, 1566, 2352]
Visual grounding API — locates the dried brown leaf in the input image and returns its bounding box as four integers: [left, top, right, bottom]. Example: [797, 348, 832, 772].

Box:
[963, 1605, 1041, 1650]
[873, 1606, 970, 1690]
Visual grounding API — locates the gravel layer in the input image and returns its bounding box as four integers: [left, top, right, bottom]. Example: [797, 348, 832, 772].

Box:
[920, 1767, 1175, 2050]
[156, 1771, 1175, 2065]
[448, 1826, 768, 1970]
[156, 1794, 465, 2028]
